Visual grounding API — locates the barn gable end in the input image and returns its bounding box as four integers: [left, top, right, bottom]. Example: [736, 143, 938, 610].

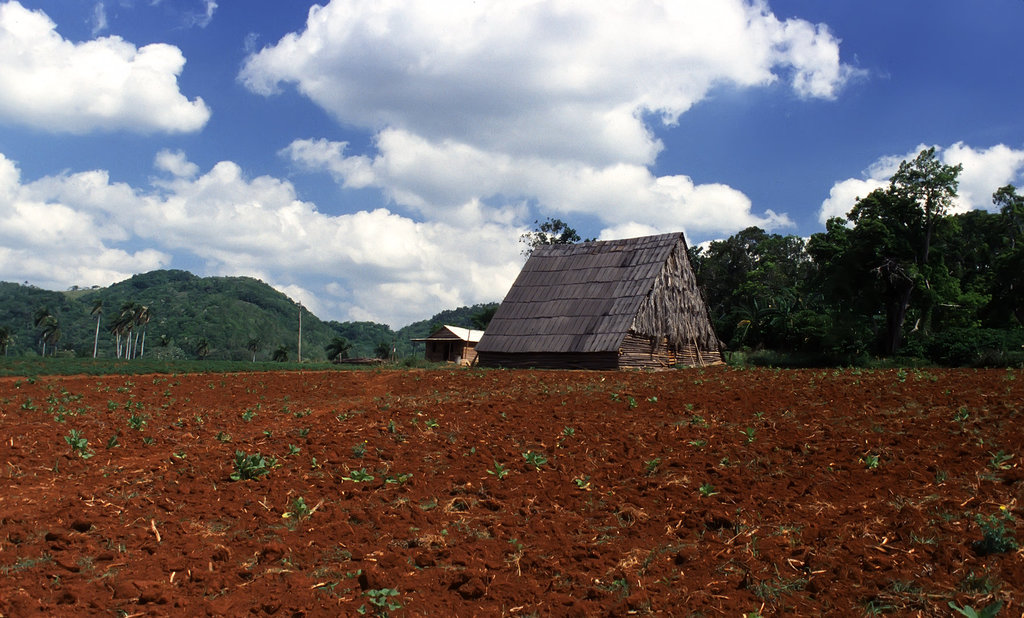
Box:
[476, 232, 723, 369]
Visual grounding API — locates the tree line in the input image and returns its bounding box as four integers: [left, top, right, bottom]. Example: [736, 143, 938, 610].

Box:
[689, 148, 1023, 366]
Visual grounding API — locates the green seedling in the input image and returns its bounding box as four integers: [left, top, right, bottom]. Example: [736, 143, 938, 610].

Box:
[699, 482, 718, 497]
[523, 450, 548, 470]
[241, 408, 257, 422]
[287, 444, 301, 456]
[972, 507, 1018, 555]
[64, 429, 94, 459]
[283, 496, 312, 520]
[127, 413, 147, 431]
[862, 454, 880, 469]
[360, 587, 402, 614]
[488, 461, 509, 479]
[562, 426, 576, 437]
[342, 468, 375, 482]
[425, 418, 439, 429]
[688, 439, 707, 448]
[215, 431, 232, 443]
[742, 427, 756, 444]
[229, 450, 275, 481]
[948, 600, 1004, 618]
[644, 458, 661, 476]
[573, 475, 591, 490]
[988, 451, 1014, 471]
[953, 407, 970, 424]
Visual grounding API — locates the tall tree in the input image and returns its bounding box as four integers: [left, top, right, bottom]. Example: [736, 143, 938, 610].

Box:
[90, 299, 103, 358]
[325, 337, 352, 362]
[991, 185, 1024, 325]
[33, 306, 53, 356]
[111, 302, 138, 359]
[808, 149, 962, 355]
[133, 305, 151, 358]
[247, 337, 262, 362]
[41, 315, 61, 356]
[520, 217, 592, 257]
[889, 147, 962, 266]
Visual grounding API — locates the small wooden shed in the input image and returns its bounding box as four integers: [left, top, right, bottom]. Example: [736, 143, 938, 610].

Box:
[412, 325, 485, 366]
[475, 232, 723, 370]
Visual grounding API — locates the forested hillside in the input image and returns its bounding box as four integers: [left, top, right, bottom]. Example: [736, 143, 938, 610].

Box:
[0, 270, 497, 362]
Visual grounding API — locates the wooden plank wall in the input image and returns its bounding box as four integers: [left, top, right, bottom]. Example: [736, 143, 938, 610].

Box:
[618, 331, 723, 369]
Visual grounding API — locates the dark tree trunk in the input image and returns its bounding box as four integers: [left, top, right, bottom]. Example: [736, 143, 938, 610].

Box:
[885, 280, 914, 355]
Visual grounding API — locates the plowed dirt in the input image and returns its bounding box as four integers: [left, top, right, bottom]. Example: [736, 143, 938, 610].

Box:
[1, 367, 1022, 616]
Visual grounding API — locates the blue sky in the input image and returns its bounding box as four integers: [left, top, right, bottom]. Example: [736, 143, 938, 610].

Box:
[2, 0, 1023, 327]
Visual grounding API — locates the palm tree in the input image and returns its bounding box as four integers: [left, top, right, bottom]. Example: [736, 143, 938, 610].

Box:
[90, 299, 103, 358]
[133, 305, 151, 359]
[41, 316, 61, 357]
[0, 326, 11, 357]
[110, 303, 137, 359]
[272, 344, 288, 362]
[247, 337, 262, 362]
[325, 337, 352, 362]
[33, 307, 53, 356]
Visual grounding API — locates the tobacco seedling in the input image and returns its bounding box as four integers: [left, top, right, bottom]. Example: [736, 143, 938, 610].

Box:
[523, 450, 548, 470]
[644, 458, 661, 476]
[229, 450, 275, 481]
[283, 496, 312, 520]
[215, 431, 232, 443]
[359, 587, 402, 614]
[699, 482, 718, 497]
[487, 461, 509, 479]
[742, 427, 756, 444]
[241, 408, 257, 422]
[65, 429, 94, 459]
[425, 418, 439, 429]
[972, 508, 1018, 555]
[948, 600, 1004, 618]
[127, 414, 147, 431]
[573, 475, 591, 490]
[342, 468, 375, 482]
[287, 444, 301, 456]
[862, 454, 880, 469]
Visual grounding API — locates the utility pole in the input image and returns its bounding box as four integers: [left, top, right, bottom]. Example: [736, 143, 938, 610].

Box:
[297, 303, 302, 363]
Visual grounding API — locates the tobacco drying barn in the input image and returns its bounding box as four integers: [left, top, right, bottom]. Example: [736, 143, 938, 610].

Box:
[475, 232, 723, 370]
[412, 325, 485, 366]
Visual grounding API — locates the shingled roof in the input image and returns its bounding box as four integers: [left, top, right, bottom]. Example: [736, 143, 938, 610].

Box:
[476, 232, 718, 357]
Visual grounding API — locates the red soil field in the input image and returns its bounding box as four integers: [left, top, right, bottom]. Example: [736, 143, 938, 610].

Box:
[1, 367, 1022, 616]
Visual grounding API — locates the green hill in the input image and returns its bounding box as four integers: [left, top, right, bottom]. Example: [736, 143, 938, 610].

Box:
[0, 270, 498, 362]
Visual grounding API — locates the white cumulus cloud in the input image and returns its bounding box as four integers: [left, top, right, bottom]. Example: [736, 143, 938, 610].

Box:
[0, 150, 523, 327]
[246, 0, 855, 239]
[0, 1, 210, 134]
[819, 142, 1024, 223]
